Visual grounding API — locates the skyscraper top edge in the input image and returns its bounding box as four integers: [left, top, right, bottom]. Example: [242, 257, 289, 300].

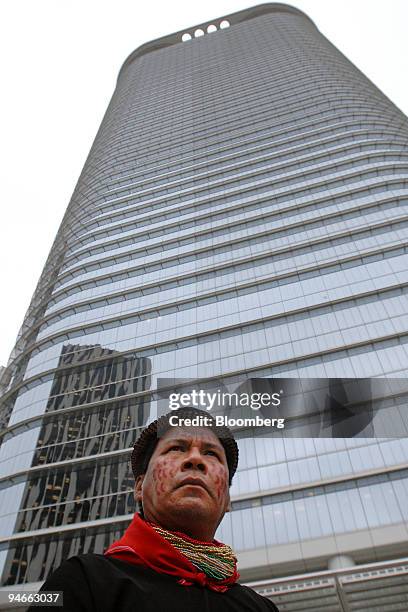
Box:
[117, 3, 317, 81]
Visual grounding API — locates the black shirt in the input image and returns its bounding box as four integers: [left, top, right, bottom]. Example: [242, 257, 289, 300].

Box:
[28, 554, 279, 611]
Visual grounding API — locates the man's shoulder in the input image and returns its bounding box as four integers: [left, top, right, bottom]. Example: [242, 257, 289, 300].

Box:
[48, 553, 107, 576]
[52, 553, 140, 579]
[231, 583, 279, 611]
[54, 553, 168, 585]
[41, 556, 280, 611]
[28, 555, 103, 611]
[62, 553, 110, 569]
[33, 554, 154, 612]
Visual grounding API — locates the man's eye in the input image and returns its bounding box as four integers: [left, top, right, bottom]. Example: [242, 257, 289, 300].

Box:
[205, 450, 220, 458]
[169, 445, 183, 451]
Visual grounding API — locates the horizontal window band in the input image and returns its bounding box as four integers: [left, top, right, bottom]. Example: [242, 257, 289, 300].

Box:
[55, 117, 408, 253]
[231, 465, 408, 509]
[1, 465, 407, 546]
[0, 513, 131, 547]
[99, 119, 406, 199]
[112, 60, 378, 140]
[86, 109, 402, 188]
[3, 184, 408, 378]
[53, 211, 408, 301]
[68, 156, 408, 263]
[13, 464, 408, 518]
[3, 283, 408, 433]
[100, 80, 389, 169]
[5, 466, 408, 535]
[12, 220, 408, 374]
[1, 419, 390, 476]
[57, 190, 408, 286]
[65, 113, 406, 240]
[110, 72, 358, 145]
[97, 119, 404, 200]
[48, 207, 408, 309]
[93, 143, 407, 225]
[92, 138, 401, 220]
[0, 424, 145, 472]
[98, 131, 401, 206]
[3, 122, 408, 384]
[20, 179, 408, 334]
[90, 92, 398, 175]
[12, 342, 408, 429]
[66, 150, 408, 249]
[36, 236, 408, 346]
[42, 239, 408, 333]
[63, 164, 408, 256]
[66, 110, 405, 225]
[62, 161, 406, 271]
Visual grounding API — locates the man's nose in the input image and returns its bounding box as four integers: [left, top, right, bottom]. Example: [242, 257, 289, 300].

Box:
[181, 447, 207, 473]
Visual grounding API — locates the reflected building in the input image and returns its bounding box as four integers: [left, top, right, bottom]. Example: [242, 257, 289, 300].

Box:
[1, 3, 408, 609]
[0, 344, 151, 585]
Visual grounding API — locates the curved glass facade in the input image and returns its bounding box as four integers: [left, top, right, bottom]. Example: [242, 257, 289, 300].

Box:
[1, 3, 408, 589]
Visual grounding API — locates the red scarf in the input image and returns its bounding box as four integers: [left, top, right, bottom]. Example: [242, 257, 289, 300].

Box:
[104, 513, 239, 592]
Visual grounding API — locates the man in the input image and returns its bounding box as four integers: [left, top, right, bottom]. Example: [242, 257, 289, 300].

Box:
[29, 408, 279, 611]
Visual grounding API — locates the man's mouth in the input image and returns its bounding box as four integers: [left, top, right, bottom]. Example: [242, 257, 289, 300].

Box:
[176, 478, 210, 494]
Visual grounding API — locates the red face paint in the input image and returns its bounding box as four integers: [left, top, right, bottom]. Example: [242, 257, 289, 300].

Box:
[140, 427, 231, 541]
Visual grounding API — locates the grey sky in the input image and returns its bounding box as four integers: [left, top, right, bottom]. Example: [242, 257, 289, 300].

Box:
[1, 0, 407, 366]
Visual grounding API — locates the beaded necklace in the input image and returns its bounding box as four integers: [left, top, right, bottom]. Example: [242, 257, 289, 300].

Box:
[152, 525, 237, 581]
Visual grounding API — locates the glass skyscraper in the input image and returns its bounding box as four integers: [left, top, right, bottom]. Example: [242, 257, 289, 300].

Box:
[1, 3, 408, 609]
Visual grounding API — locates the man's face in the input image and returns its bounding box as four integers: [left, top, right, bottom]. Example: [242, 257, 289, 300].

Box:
[134, 427, 231, 541]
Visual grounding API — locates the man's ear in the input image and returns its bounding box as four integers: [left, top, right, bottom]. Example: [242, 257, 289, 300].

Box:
[224, 491, 232, 513]
[134, 474, 144, 503]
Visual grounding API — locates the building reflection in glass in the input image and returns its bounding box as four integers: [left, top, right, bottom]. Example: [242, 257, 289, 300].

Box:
[1, 343, 151, 585]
